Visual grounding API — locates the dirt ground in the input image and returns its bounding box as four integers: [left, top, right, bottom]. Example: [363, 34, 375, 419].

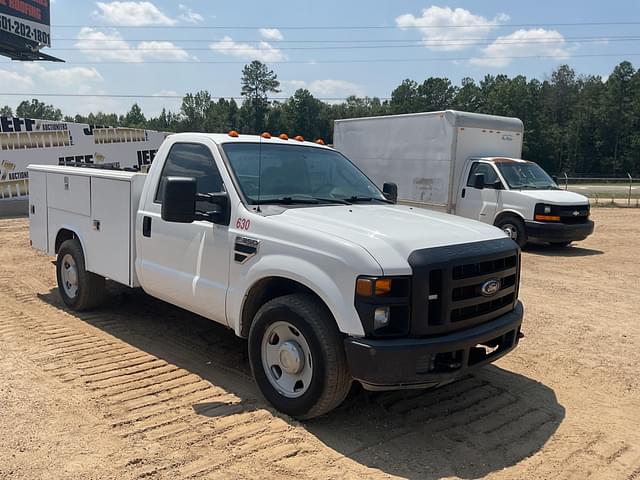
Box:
[0, 208, 639, 480]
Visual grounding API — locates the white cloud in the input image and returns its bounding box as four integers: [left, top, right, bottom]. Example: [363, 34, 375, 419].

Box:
[22, 63, 103, 87]
[93, 1, 176, 26]
[0, 70, 34, 90]
[396, 6, 508, 51]
[282, 79, 365, 98]
[76, 28, 192, 62]
[210, 36, 286, 62]
[259, 28, 283, 41]
[178, 4, 203, 24]
[469, 29, 571, 67]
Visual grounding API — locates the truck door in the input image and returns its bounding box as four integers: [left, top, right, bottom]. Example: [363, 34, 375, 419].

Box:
[457, 161, 499, 224]
[136, 142, 231, 325]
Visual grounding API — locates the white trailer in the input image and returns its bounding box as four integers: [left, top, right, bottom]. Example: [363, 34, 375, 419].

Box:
[0, 116, 167, 216]
[334, 110, 594, 247]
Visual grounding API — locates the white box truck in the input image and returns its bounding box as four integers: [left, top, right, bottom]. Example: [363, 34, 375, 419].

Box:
[0, 115, 167, 217]
[334, 110, 594, 247]
[29, 131, 524, 418]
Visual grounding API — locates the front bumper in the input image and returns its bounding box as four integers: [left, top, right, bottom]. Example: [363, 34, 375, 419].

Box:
[525, 219, 594, 243]
[344, 302, 524, 390]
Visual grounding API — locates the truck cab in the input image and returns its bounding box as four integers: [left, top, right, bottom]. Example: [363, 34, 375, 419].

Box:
[458, 157, 594, 247]
[29, 132, 525, 419]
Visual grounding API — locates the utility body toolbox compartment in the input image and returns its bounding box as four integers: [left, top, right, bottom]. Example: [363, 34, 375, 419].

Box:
[28, 165, 147, 287]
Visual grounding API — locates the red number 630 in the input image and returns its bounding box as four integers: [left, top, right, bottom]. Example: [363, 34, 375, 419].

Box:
[235, 218, 251, 230]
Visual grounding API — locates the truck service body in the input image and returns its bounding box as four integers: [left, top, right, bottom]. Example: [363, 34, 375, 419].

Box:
[334, 110, 594, 247]
[29, 132, 523, 418]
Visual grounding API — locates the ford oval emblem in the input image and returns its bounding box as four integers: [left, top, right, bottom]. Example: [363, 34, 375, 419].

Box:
[481, 279, 501, 297]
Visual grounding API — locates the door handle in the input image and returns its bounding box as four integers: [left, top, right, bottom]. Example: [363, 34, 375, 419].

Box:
[461, 188, 466, 198]
[143, 216, 152, 237]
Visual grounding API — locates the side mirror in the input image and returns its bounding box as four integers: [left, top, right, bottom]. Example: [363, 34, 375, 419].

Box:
[473, 173, 486, 190]
[161, 177, 196, 223]
[383, 182, 398, 203]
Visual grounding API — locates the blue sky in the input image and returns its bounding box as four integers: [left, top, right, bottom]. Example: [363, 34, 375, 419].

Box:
[1, 0, 639, 117]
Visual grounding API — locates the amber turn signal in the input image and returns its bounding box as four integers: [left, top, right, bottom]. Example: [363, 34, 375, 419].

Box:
[356, 278, 392, 297]
[534, 214, 561, 222]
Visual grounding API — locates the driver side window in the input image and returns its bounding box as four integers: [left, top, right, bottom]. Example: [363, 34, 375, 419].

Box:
[467, 162, 499, 188]
[155, 143, 224, 210]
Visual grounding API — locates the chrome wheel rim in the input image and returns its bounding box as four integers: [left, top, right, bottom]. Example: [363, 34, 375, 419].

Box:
[261, 321, 313, 398]
[502, 224, 518, 241]
[61, 254, 79, 298]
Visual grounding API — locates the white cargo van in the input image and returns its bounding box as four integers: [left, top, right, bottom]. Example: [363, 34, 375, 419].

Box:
[334, 110, 594, 247]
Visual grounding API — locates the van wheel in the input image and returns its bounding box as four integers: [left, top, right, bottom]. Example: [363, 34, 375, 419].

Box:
[56, 239, 105, 311]
[248, 294, 352, 419]
[496, 216, 527, 248]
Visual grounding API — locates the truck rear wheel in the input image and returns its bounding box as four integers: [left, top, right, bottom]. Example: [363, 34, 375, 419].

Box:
[56, 239, 105, 311]
[496, 216, 527, 248]
[248, 294, 351, 419]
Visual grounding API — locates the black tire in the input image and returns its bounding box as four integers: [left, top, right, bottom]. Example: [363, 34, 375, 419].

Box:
[56, 239, 105, 311]
[550, 241, 572, 247]
[248, 294, 352, 419]
[496, 215, 527, 248]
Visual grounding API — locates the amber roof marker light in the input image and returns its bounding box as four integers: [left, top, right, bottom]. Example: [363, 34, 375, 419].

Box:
[261, 132, 272, 139]
[279, 133, 289, 140]
[294, 135, 305, 142]
[315, 139, 325, 145]
[228, 130, 239, 138]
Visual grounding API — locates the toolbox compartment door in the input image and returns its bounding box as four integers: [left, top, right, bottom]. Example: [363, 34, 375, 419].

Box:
[28, 170, 49, 252]
[46, 173, 91, 216]
[87, 177, 132, 286]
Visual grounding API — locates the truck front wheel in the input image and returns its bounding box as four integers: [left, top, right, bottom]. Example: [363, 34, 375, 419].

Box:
[248, 294, 352, 419]
[496, 216, 527, 248]
[56, 239, 105, 311]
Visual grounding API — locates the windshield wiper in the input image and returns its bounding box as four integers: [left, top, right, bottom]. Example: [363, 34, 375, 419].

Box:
[346, 195, 393, 204]
[255, 196, 320, 205]
[313, 197, 351, 205]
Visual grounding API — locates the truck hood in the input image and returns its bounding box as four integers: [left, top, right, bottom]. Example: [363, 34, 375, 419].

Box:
[272, 205, 508, 275]
[514, 189, 589, 205]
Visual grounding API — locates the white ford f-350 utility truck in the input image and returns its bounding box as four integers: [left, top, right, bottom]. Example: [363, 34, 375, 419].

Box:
[334, 110, 594, 247]
[28, 132, 524, 418]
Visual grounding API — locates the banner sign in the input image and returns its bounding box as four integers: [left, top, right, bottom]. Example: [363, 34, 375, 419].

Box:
[0, 0, 51, 47]
[0, 116, 168, 203]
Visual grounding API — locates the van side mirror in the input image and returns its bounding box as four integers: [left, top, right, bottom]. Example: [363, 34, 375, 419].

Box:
[161, 177, 196, 223]
[473, 173, 485, 190]
[383, 182, 398, 203]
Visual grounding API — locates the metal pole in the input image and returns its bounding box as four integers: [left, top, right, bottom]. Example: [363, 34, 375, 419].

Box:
[564, 172, 569, 191]
[628, 173, 633, 207]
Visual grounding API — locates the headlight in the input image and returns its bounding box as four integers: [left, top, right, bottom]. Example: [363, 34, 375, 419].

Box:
[355, 276, 411, 337]
[534, 204, 560, 222]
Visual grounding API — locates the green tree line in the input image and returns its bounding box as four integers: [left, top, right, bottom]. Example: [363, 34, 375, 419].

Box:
[3, 60, 639, 176]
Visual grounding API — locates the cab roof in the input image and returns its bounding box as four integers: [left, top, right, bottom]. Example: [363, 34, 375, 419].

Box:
[166, 132, 332, 150]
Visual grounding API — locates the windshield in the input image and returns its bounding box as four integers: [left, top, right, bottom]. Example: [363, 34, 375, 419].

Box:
[496, 162, 560, 190]
[222, 143, 388, 205]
